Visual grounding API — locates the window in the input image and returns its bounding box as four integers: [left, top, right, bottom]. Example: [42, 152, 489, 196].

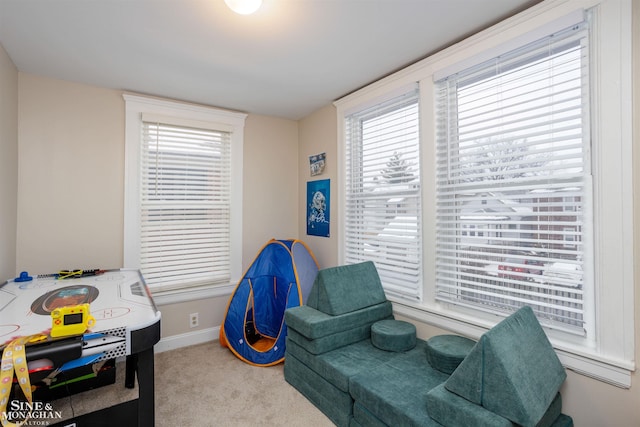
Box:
[139, 120, 231, 289]
[434, 23, 591, 335]
[343, 88, 422, 300]
[124, 95, 246, 299]
[337, 0, 633, 387]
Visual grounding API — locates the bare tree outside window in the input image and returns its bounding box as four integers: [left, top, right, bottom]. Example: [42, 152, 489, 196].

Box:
[458, 138, 551, 182]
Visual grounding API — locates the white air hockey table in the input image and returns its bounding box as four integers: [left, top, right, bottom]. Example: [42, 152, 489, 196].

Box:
[0, 269, 161, 427]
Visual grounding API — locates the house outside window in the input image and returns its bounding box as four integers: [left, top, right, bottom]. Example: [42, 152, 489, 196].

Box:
[434, 22, 591, 334]
[123, 95, 245, 302]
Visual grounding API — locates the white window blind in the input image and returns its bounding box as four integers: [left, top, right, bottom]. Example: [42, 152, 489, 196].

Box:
[140, 120, 232, 291]
[434, 22, 591, 334]
[344, 89, 422, 300]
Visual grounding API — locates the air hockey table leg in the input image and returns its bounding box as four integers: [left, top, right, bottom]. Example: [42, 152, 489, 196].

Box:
[125, 354, 137, 389]
[124, 350, 155, 427]
[136, 347, 155, 427]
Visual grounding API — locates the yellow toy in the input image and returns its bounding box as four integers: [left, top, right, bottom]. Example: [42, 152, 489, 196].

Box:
[50, 304, 95, 338]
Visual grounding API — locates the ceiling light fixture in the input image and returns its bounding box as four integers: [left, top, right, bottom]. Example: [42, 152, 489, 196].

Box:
[224, 0, 262, 15]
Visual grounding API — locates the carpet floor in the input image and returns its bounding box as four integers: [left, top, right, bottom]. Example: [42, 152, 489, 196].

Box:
[44, 340, 333, 426]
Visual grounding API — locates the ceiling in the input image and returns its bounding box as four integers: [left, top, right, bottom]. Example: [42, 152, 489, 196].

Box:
[0, 0, 542, 120]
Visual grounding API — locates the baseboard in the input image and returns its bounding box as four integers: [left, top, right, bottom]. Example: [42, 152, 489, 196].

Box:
[155, 326, 219, 353]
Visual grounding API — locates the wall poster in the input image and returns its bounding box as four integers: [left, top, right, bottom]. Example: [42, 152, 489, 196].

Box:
[309, 152, 326, 176]
[307, 179, 330, 237]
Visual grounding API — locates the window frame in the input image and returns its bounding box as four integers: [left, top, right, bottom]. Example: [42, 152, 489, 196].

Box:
[433, 21, 592, 336]
[335, 0, 634, 387]
[342, 87, 423, 301]
[123, 94, 246, 305]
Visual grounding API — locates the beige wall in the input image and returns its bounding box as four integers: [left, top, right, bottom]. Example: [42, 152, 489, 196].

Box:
[14, 74, 300, 340]
[159, 297, 229, 338]
[2, 1, 638, 422]
[297, 103, 338, 269]
[16, 74, 125, 273]
[0, 44, 18, 281]
[242, 113, 300, 262]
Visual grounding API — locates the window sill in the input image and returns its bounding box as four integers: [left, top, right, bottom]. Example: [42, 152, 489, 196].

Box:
[391, 300, 634, 389]
[151, 282, 235, 306]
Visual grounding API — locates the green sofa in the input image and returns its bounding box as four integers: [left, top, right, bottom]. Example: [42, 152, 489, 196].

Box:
[284, 261, 574, 427]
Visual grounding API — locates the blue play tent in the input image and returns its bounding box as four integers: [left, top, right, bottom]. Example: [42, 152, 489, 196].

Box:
[219, 239, 319, 366]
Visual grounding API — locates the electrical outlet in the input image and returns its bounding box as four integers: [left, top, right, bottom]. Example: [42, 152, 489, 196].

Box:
[189, 312, 199, 328]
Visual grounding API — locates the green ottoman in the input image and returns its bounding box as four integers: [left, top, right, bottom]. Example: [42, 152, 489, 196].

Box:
[371, 319, 416, 352]
[426, 334, 476, 374]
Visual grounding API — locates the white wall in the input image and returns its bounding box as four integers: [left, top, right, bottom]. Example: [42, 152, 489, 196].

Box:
[0, 44, 18, 281]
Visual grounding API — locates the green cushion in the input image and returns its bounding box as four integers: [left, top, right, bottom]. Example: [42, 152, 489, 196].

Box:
[306, 261, 387, 316]
[536, 394, 565, 427]
[371, 319, 416, 352]
[349, 340, 448, 426]
[352, 401, 388, 427]
[284, 352, 353, 427]
[285, 301, 393, 340]
[444, 306, 566, 427]
[549, 414, 574, 427]
[426, 334, 476, 374]
[286, 337, 398, 393]
[287, 325, 374, 355]
[426, 383, 513, 427]
[427, 384, 567, 427]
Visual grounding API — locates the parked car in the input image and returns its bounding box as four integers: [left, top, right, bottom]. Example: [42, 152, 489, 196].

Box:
[482, 257, 541, 281]
[483, 263, 500, 277]
[542, 262, 583, 287]
[497, 257, 543, 280]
